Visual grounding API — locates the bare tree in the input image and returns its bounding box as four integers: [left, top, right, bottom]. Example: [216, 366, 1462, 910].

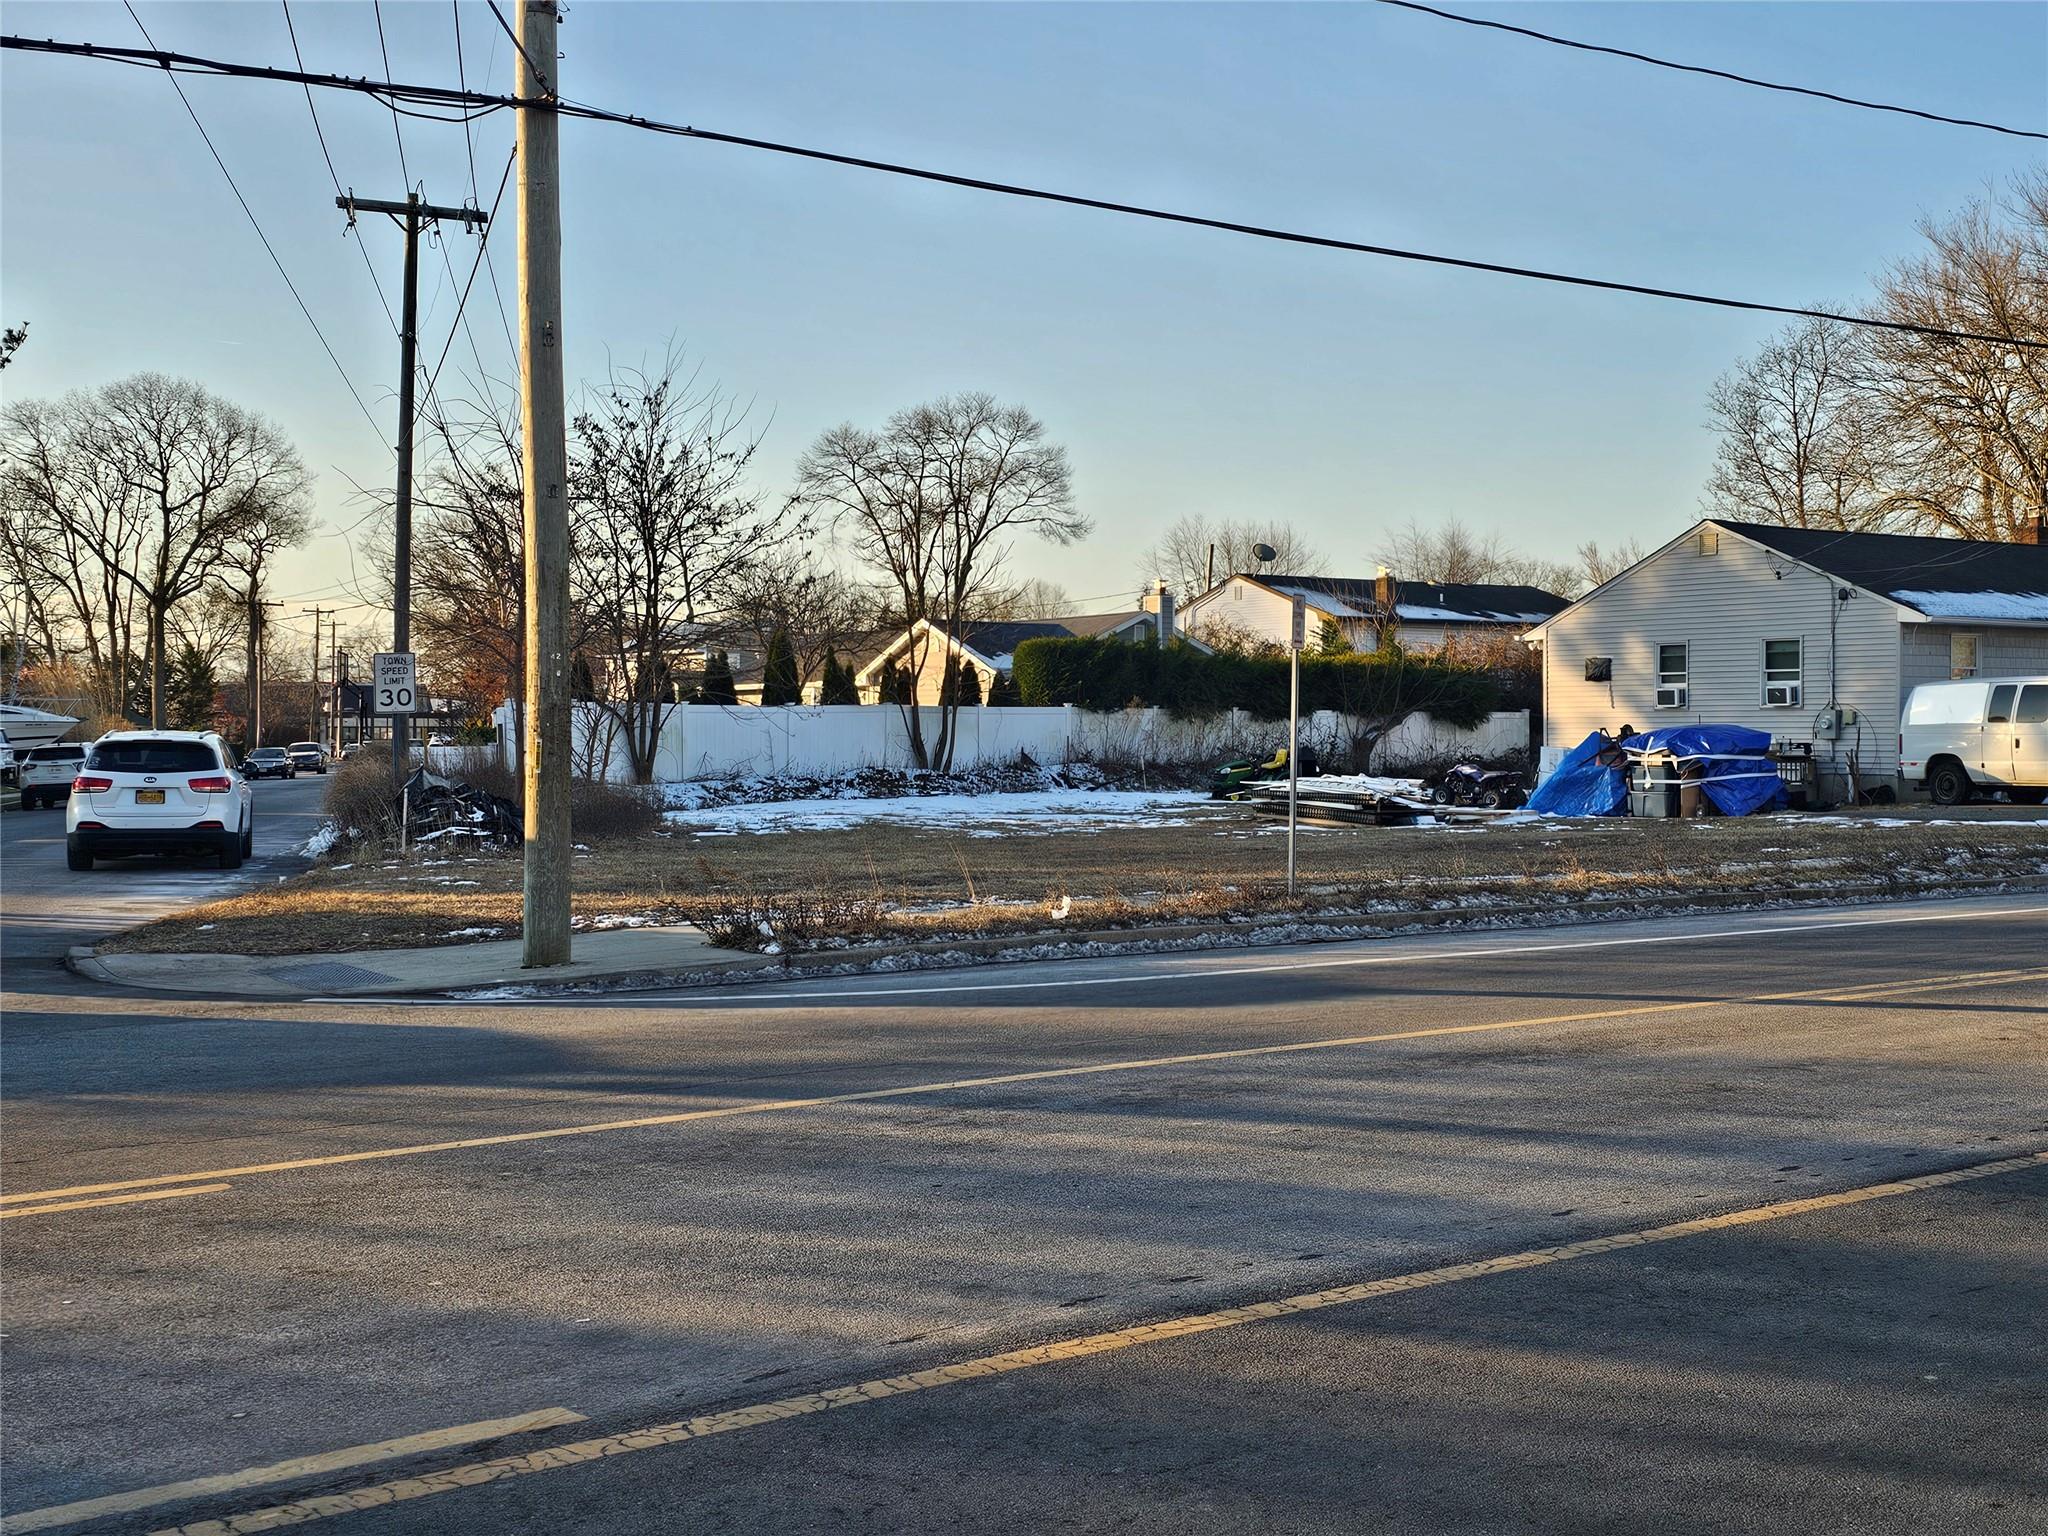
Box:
[1374, 516, 1579, 595]
[1702, 316, 1894, 531]
[1866, 175, 2047, 540]
[572, 354, 801, 782]
[726, 551, 880, 688]
[981, 576, 1074, 620]
[16, 376, 310, 726]
[1139, 514, 1324, 600]
[801, 393, 1085, 770]
[1573, 537, 1648, 592]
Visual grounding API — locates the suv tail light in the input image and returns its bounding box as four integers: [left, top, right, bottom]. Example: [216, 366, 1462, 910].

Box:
[188, 775, 233, 793]
[72, 775, 113, 793]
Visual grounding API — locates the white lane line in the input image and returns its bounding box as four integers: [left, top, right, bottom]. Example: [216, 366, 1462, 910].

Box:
[0, 1408, 586, 1534]
[319, 900, 2048, 1007]
[12, 964, 2041, 1209]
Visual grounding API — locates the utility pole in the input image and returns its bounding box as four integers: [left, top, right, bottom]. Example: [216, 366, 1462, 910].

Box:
[244, 592, 283, 750]
[518, 0, 572, 968]
[301, 606, 326, 742]
[337, 190, 486, 786]
[330, 627, 343, 755]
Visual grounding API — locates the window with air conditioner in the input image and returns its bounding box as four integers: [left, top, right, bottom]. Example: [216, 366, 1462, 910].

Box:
[1762, 638, 1803, 707]
[1655, 642, 1689, 709]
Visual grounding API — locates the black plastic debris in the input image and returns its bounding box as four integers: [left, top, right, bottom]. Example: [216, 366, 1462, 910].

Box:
[402, 767, 522, 847]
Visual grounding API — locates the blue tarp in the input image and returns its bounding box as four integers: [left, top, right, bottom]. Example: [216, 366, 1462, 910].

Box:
[1526, 730, 1627, 816]
[1529, 725, 1788, 818]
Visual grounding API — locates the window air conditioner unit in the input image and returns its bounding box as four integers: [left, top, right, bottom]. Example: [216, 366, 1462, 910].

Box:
[1584, 656, 1613, 682]
[1656, 685, 1688, 709]
[1764, 683, 1801, 708]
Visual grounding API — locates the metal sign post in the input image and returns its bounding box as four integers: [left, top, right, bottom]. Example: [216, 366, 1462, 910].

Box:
[1287, 595, 1304, 898]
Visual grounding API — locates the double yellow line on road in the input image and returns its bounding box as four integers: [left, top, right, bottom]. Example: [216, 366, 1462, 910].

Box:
[4, 964, 2043, 1220]
[5, 1145, 2029, 1535]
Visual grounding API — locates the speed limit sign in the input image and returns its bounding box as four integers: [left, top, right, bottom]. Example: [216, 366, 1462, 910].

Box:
[372, 652, 418, 715]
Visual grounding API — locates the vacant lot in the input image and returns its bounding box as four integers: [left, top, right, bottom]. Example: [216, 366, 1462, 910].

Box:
[103, 795, 2048, 956]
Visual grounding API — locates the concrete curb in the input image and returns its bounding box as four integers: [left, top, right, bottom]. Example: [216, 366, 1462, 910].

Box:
[67, 875, 2048, 1001]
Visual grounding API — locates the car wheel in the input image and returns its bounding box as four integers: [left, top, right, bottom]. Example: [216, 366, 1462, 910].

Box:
[218, 834, 244, 870]
[66, 837, 94, 872]
[241, 816, 254, 856]
[20, 790, 37, 811]
[1928, 761, 1971, 806]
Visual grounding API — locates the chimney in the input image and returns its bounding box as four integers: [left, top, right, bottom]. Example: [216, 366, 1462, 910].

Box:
[1143, 577, 1175, 639]
[1375, 563, 1395, 614]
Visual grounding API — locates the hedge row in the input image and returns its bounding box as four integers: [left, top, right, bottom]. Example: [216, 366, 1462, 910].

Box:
[1009, 636, 1498, 722]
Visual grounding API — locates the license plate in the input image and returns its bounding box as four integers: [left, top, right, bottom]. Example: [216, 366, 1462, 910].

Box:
[136, 789, 165, 804]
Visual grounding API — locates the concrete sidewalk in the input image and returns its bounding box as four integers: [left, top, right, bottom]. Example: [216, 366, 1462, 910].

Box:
[68, 925, 729, 999]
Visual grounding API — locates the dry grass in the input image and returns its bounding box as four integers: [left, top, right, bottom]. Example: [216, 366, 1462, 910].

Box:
[102, 802, 2048, 957]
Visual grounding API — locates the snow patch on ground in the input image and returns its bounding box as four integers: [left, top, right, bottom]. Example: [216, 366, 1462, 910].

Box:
[667, 788, 1214, 836]
[301, 821, 342, 858]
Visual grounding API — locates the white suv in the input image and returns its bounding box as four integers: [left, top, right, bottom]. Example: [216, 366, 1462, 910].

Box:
[19, 741, 89, 810]
[66, 730, 254, 871]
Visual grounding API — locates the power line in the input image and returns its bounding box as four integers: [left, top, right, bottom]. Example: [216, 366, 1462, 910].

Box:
[484, 0, 547, 94]
[454, 0, 522, 391]
[1371, 0, 2048, 142]
[114, 6, 394, 451]
[424, 147, 517, 401]
[12, 31, 2045, 351]
[280, 1, 400, 337]
[371, 0, 414, 189]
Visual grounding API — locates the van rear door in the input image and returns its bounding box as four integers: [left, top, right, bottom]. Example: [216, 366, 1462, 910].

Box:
[2014, 684, 2048, 789]
[1983, 684, 2020, 785]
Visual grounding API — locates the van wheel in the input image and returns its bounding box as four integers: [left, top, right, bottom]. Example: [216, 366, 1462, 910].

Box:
[1927, 761, 1971, 806]
[66, 838, 94, 871]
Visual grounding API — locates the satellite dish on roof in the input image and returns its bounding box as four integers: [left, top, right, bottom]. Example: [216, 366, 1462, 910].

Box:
[1252, 542, 1277, 567]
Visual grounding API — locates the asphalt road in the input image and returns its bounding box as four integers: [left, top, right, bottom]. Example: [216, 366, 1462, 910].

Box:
[1, 897, 2044, 1534]
[0, 772, 330, 973]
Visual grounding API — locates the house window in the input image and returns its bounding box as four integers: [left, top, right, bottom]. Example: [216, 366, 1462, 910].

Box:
[1949, 632, 1981, 679]
[1655, 643, 1689, 708]
[1762, 638, 1803, 707]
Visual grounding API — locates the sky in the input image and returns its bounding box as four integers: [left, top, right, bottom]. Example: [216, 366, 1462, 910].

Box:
[4, 0, 2044, 649]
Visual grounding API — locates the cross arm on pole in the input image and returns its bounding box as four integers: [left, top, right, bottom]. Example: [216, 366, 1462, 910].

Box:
[335, 194, 487, 230]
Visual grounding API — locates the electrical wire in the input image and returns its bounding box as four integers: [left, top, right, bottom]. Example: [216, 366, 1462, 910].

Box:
[423, 147, 516, 401]
[454, 0, 522, 395]
[1371, 0, 2048, 142]
[116, 5, 392, 452]
[281, 1, 400, 337]
[11, 31, 2045, 351]
[371, 0, 414, 191]
[484, 0, 547, 94]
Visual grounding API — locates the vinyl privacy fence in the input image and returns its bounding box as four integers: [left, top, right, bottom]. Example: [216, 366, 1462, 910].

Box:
[488, 703, 1530, 784]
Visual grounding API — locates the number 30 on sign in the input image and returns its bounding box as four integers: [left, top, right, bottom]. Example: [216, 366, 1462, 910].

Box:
[372, 652, 418, 715]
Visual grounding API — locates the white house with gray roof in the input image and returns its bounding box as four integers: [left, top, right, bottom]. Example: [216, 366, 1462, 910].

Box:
[1522, 517, 2048, 800]
[1180, 571, 1568, 654]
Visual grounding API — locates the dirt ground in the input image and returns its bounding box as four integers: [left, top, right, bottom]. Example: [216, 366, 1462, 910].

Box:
[103, 797, 2048, 956]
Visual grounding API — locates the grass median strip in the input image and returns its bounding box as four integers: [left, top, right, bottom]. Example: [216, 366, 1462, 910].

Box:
[6, 962, 2043, 1212]
[142, 1148, 2048, 1536]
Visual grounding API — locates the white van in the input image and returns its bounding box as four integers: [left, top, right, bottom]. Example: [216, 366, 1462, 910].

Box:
[1900, 677, 2048, 805]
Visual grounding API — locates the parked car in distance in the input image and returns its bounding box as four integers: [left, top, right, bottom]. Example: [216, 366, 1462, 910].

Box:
[1901, 676, 2048, 805]
[242, 746, 297, 780]
[285, 741, 330, 775]
[66, 730, 254, 870]
[19, 742, 90, 808]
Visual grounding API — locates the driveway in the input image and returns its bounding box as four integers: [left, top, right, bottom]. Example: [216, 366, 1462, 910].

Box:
[0, 771, 332, 973]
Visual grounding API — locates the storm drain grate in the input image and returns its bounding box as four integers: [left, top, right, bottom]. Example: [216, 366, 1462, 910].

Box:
[261, 960, 395, 990]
